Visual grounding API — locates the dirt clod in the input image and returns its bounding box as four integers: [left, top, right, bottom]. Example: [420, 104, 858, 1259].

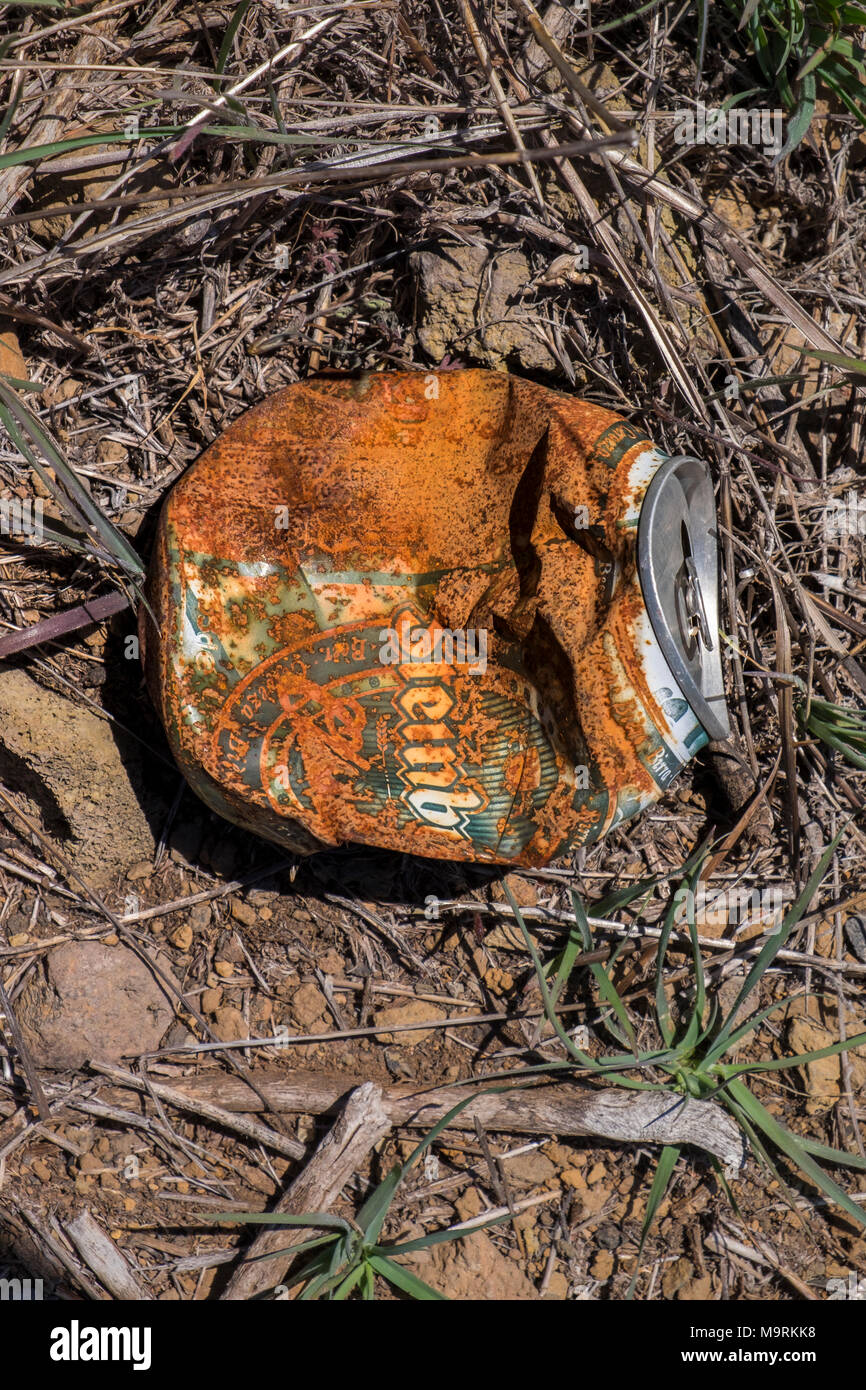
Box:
[411, 245, 555, 371]
[17, 941, 175, 1069]
[0, 669, 158, 891]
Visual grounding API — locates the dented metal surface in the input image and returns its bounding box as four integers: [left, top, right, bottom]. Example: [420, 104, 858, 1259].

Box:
[142, 369, 726, 866]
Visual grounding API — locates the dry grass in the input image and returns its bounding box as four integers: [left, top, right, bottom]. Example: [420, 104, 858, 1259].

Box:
[0, 0, 865, 1302]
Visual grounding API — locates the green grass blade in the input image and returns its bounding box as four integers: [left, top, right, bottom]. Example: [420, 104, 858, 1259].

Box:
[626, 1144, 680, 1298]
[798, 347, 866, 376]
[794, 1134, 866, 1170]
[504, 882, 600, 1068]
[367, 1254, 448, 1300]
[355, 1166, 403, 1247]
[332, 1261, 367, 1301]
[217, 0, 254, 76]
[727, 1078, 866, 1228]
[654, 885, 683, 1047]
[0, 378, 145, 577]
[382, 1210, 511, 1256]
[706, 827, 846, 1061]
[595, 876, 659, 916]
[216, 1210, 352, 1231]
[724, 1029, 866, 1073]
[570, 888, 636, 1050]
[776, 72, 817, 158]
[356, 1089, 500, 1245]
[705, 995, 796, 1057]
[548, 920, 584, 1013]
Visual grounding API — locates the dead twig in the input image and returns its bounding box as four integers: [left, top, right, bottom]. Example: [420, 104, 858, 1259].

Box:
[220, 1081, 391, 1300]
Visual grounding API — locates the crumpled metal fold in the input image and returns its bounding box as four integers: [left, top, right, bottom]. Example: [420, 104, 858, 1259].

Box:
[142, 370, 709, 866]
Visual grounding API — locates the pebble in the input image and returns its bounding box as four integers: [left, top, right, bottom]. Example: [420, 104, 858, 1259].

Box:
[126, 861, 153, 882]
[543, 1271, 570, 1299]
[210, 1006, 247, 1042]
[292, 982, 329, 1029]
[189, 902, 211, 932]
[230, 899, 257, 928]
[590, 1250, 614, 1280]
[560, 1167, 586, 1190]
[168, 923, 193, 951]
[502, 1149, 557, 1187]
[373, 1000, 444, 1046]
[17, 940, 174, 1069]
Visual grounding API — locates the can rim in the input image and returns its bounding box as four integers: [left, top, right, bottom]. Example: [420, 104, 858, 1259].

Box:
[637, 453, 730, 742]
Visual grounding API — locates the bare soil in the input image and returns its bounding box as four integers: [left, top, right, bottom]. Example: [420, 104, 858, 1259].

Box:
[1, 1, 865, 1303]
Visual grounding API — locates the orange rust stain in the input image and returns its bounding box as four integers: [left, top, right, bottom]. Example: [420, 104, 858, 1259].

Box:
[142, 370, 694, 867]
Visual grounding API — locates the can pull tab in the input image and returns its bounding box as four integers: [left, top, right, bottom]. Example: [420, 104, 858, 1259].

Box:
[679, 555, 712, 651]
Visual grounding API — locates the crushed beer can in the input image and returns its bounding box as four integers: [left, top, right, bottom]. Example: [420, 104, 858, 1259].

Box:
[142, 370, 729, 867]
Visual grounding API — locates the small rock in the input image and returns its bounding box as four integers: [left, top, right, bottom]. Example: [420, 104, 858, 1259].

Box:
[230, 899, 257, 928]
[126, 862, 153, 882]
[542, 1141, 579, 1167]
[844, 914, 866, 964]
[8, 932, 29, 948]
[30, 1157, 52, 1183]
[578, 1188, 609, 1216]
[454, 1187, 484, 1221]
[17, 941, 175, 1069]
[189, 902, 211, 932]
[216, 934, 244, 963]
[0, 670, 158, 891]
[97, 439, 128, 466]
[383, 1047, 414, 1080]
[543, 1270, 570, 1300]
[44, 376, 82, 407]
[596, 1222, 622, 1251]
[560, 1167, 587, 1191]
[161, 1023, 197, 1051]
[292, 982, 329, 1029]
[200, 987, 223, 1014]
[168, 923, 193, 951]
[484, 922, 526, 952]
[318, 949, 344, 976]
[411, 244, 555, 371]
[210, 1006, 247, 1042]
[246, 887, 278, 906]
[513, 1208, 540, 1256]
[498, 873, 538, 908]
[587, 1162, 607, 1184]
[679, 1273, 714, 1300]
[0, 327, 27, 382]
[403, 1228, 537, 1300]
[590, 1250, 614, 1280]
[214, 960, 235, 979]
[789, 1018, 844, 1111]
[502, 1149, 557, 1187]
[662, 1256, 695, 1299]
[374, 1000, 444, 1047]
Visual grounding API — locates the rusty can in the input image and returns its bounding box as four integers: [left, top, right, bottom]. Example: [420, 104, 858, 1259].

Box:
[141, 370, 729, 867]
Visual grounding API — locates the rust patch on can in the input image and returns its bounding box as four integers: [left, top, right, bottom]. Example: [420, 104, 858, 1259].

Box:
[142, 370, 709, 866]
